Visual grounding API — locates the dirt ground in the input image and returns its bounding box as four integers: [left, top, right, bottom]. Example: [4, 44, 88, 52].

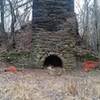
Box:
[0, 68, 100, 100]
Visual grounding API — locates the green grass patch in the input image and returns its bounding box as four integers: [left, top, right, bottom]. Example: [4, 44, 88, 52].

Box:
[83, 53, 98, 61]
[0, 52, 31, 62]
[0, 51, 33, 67]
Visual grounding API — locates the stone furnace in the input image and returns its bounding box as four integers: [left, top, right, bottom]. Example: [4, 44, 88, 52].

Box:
[32, 0, 79, 69]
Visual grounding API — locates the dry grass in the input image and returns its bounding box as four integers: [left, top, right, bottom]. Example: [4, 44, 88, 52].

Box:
[0, 69, 100, 100]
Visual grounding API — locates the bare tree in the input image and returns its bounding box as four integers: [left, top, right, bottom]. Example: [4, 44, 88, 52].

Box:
[94, 0, 100, 55]
[76, 0, 100, 57]
[4, 0, 32, 49]
[82, 0, 91, 47]
[0, 0, 5, 33]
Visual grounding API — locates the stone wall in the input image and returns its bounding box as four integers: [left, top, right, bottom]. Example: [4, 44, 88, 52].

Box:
[32, 0, 74, 31]
[32, 15, 78, 69]
[32, 0, 79, 69]
[15, 23, 32, 52]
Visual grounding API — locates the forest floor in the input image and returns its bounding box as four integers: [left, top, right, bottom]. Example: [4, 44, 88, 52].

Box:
[0, 67, 100, 100]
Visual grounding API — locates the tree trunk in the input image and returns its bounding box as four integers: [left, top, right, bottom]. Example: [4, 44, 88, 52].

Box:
[7, 0, 16, 48]
[0, 0, 5, 33]
[82, 0, 89, 47]
[93, 0, 100, 55]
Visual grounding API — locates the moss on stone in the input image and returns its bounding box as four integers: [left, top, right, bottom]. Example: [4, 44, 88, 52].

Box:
[0, 51, 33, 68]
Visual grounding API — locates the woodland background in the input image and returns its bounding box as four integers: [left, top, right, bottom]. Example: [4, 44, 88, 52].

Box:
[0, 0, 100, 56]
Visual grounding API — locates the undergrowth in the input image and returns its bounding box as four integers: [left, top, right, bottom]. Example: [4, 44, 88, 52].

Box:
[0, 51, 33, 67]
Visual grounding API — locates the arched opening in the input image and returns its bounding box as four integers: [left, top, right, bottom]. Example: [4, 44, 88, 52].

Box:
[43, 55, 63, 67]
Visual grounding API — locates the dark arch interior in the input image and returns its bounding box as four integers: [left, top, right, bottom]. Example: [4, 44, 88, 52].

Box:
[43, 55, 63, 67]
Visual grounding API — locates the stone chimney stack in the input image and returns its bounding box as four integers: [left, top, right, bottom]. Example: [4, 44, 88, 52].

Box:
[32, 0, 74, 31]
[32, 0, 79, 69]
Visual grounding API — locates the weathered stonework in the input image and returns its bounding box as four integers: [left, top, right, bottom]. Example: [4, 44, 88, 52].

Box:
[32, 0, 79, 69]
